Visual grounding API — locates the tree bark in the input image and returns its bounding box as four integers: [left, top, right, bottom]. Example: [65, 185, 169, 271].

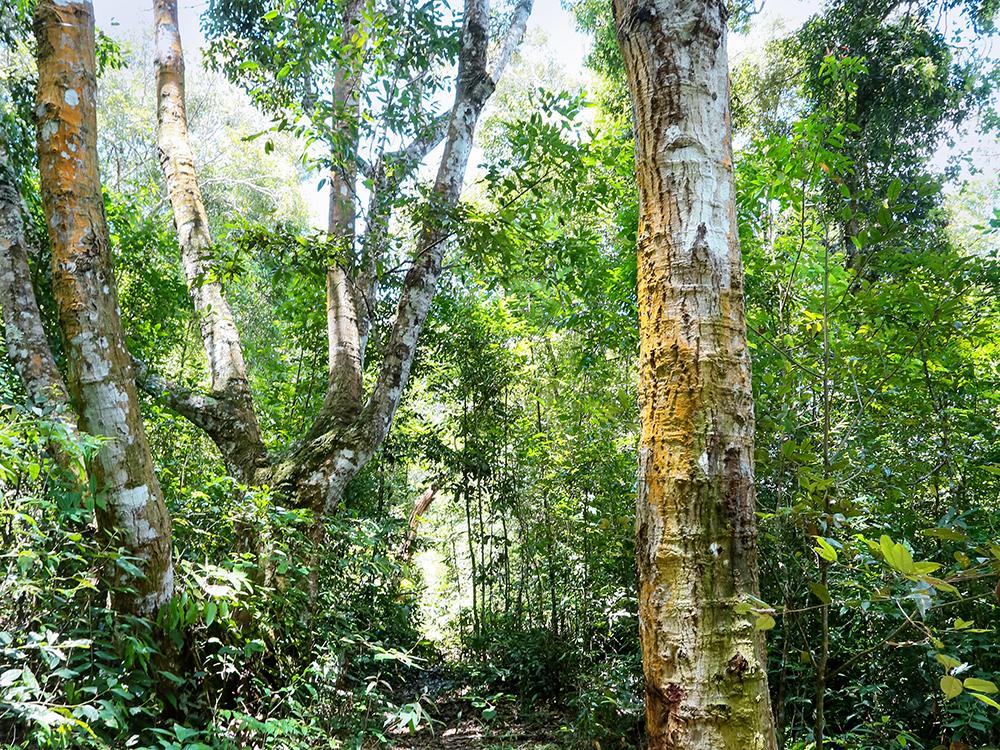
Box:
[0, 137, 71, 414]
[399, 485, 438, 561]
[322, 0, 365, 423]
[153, 0, 266, 482]
[614, 1, 778, 748]
[35, 0, 173, 614]
[269, 0, 533, 516]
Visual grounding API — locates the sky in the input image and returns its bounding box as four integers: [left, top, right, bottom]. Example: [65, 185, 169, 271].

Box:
[94, 0, 996, 225]
[94, 0, 822, 76]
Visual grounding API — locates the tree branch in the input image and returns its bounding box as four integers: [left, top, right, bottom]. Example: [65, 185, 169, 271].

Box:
[489, 0, 534, 84]
[154, 0, 266, 479]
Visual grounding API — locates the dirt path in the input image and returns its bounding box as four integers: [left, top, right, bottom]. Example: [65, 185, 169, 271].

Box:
[385, 692, 566, 748]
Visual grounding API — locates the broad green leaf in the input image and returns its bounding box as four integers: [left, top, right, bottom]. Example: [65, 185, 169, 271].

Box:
[921, 527, 966, 542]
[925, 576, 959, 594]
[941, 675, 963, 699]
[935, 654, 961, 671]
[887, 178, 902, 202]
[814, 537, 838, 563]
[755, 614, 776, 631]
[204, 601, 217, 627]
[809, 582, 832, 605]
[964, 678, 998, 694]
[174, 724, 199, 742]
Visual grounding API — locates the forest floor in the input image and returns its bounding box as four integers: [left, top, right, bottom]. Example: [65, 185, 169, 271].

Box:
[385, 667, 568, 749]
[388, 707, 565, 748]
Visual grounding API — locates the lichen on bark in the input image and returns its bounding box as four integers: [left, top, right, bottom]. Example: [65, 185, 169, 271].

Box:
[35, 0, 174, 614]
[614, 0, 778, 747]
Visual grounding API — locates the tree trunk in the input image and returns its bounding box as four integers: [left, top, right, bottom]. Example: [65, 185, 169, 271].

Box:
[153, 0, 265, 482]
[322, 0, 365, 423]
[614, 1, 778, 748]
[0, 137, 70, 415]
[35, 0, 173, 614]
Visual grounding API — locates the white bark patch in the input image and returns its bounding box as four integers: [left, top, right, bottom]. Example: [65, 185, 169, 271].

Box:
[140, 562, 175, 613]
[63, 89, 79, 106]
[155, 23, 179, 63]
[117, 484, 150, 512]
[134, 518, 160, 542]
[40, 121, 58, 141]
[698, 450, 710, 475]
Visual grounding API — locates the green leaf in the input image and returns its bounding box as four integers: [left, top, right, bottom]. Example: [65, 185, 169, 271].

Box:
[879, 535, 915, 574]
[204, 601, 217, 628]
[174, 724, 199, 742]
[935, 654, 961, 671]
[809, 582, 832, 605]
[941, 675, 963, 699]
[115, 557, 145, 578]
[925, 576, 959, 594]
[964, 678, 998, 694]
[887, 178, 902, 202]
[971, 693, 1000, 710]
[814, 537, 838, 563]
[755, 614, 776, 631]
[921, 527, 966, 542]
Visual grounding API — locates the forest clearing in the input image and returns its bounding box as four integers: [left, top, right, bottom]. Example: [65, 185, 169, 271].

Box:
[2, 0, 1000, 748]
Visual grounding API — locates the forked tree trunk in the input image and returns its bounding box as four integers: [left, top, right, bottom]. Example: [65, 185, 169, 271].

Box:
[268, 0, 532, 515]
[154, 0, 266, 482]
[614, 1, 778, 748]
[145, 0, 532, 525]
[34, 0, 173, 613]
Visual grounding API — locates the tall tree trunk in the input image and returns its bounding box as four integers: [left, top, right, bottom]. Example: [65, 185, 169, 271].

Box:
[34, 0, 173, 614]
[0, 137, 70, 414]
[323, 0, 365, 423]
[153, 0, 265, 482]
[614, 1, 778, 748]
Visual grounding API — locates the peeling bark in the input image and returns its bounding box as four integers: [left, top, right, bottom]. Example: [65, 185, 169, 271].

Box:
[153, 0, 265, 482]
[400, 485, 438, 561]
[35, 0, 173, 614]
[614, 1, 778, 747]
[0, 137, 71, 414]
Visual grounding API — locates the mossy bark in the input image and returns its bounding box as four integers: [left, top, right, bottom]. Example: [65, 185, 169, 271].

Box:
[35, 0, 173, 614]
[614, 1, 778, 747]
